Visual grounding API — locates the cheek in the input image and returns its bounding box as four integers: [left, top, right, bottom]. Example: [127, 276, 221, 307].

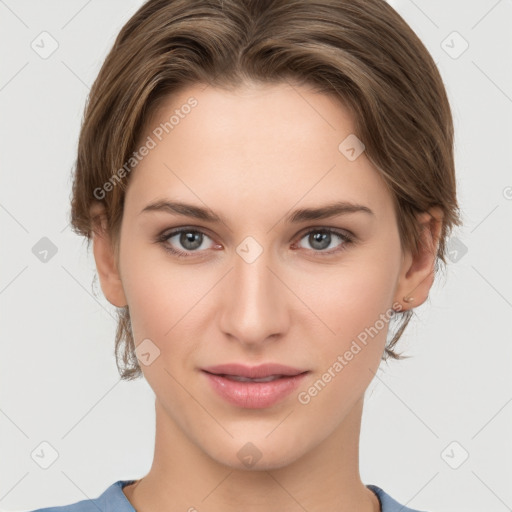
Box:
[304, 255, 399, 341]
[294, 268, 394, 425]
[120, 243, 213, 390]
[120, 240, 198, 339]
[295, 248, 400, 396]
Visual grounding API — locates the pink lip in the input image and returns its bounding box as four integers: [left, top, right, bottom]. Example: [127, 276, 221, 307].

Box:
[201, 363, 309, 409]
[202, 363, 306, 378]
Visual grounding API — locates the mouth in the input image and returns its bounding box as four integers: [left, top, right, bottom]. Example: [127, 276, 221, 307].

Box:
[210, 374, 290, 383]
[202, 362, 308, 379]
[201, 363, 310, 409]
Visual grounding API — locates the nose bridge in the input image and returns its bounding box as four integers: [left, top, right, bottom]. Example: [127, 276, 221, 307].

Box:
[219, 238, 288, 343]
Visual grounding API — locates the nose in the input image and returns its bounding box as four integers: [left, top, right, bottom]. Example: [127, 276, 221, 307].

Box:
[218, 243, 290, 348]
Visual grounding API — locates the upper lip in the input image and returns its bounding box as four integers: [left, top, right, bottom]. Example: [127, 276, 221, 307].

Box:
[201, 363, 308, 379]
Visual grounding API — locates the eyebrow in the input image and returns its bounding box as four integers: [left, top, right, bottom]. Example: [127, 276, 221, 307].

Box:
[139, 199, 374, 223]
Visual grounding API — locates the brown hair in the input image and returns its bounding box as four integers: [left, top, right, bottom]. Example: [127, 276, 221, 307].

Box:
[70, 0, 462, 380]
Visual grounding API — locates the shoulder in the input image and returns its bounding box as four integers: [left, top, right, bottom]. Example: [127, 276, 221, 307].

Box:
[25, 480, 136, 512]
[367, 484, 430, 512]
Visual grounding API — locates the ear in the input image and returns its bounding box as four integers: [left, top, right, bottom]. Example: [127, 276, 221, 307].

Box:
[393, 206, 444, 311]
[89, 202, 127, 308]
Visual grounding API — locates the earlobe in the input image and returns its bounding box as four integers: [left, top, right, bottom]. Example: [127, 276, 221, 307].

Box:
[393, 206, 443, 311]
[90, 203, 127, 308]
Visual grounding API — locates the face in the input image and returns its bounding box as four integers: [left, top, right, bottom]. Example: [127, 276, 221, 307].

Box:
[99, 81, 421, 470]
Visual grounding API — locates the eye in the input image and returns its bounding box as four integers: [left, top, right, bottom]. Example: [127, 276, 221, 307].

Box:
[156, 226, 354, 259]
[157, 228, 217, 258]
[293, 228, 354, 256]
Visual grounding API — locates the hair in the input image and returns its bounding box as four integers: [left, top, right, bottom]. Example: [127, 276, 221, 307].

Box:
[69, 0, 462, 380]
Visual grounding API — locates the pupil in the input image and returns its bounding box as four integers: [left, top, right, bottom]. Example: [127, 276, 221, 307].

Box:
[181, 231, 202, 250]
[311, 232, 330, 250]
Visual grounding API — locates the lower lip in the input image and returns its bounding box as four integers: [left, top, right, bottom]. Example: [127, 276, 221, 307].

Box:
[202, 371, 308, 409]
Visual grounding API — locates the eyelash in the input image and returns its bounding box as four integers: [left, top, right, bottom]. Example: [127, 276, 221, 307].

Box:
[156, 226, 355, 259]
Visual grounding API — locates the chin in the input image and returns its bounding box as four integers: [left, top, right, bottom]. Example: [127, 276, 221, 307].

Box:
[204, 434, 310, 472]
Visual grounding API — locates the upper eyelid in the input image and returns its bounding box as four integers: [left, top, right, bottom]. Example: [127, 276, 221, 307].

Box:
[294, 226, 354, 239]
[161, 226, 216, 243]
[161, 225, 352, 237]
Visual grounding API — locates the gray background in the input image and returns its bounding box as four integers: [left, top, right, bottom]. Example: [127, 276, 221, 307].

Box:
[1, 0, 511, 510]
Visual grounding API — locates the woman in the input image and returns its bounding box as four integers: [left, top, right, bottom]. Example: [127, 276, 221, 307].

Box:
[31, 0, 461, 510]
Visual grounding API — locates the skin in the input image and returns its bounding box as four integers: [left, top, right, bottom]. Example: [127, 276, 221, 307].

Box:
[90, 81, 443, 512]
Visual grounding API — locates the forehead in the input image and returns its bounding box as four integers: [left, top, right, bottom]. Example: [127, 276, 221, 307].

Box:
[124, 82, 394, 223]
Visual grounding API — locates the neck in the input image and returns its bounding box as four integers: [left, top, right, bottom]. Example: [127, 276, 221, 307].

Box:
[123, 396, 380, 512]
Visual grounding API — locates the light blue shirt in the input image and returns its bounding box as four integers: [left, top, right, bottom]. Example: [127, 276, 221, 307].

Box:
[28, 480, 429, 512]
